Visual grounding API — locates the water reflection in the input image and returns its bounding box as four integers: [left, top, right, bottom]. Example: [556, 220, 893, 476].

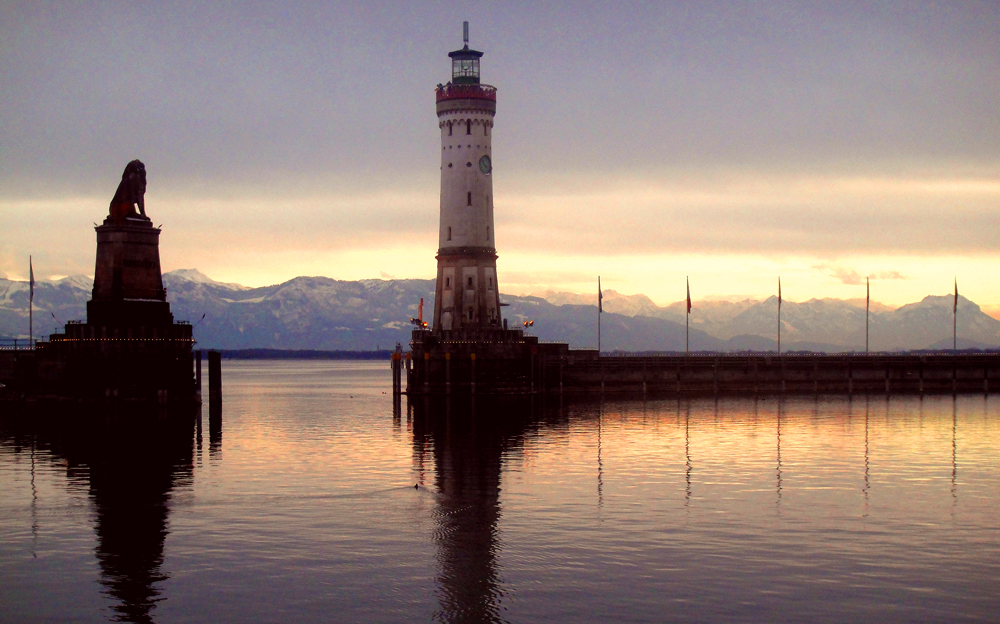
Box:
[1, 407, 199, 623]
[411, 397, 546, 624]
[209, 400, 222, 459]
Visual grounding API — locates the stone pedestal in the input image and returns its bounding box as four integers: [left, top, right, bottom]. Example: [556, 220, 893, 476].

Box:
[33, 216, 196, 404]
[88, 217, 173, 327]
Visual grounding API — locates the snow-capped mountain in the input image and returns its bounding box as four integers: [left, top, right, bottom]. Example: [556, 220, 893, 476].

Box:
[1, 271, 997, 352]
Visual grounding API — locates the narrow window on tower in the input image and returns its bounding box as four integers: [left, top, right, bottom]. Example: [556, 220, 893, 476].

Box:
[468, 309, 474, 320]
[445, 277, 451, 288]
[467, 192, 472, 206]
[467, 276, 474, 288]
[447, 226, 452, 241]
[484, 125, 488, 136]
[448, 122, 453, 136]
[487, 226, 490, 241]
[466, 120, 471, 135]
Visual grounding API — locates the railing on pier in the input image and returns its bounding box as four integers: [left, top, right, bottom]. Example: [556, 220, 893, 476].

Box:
[0, 338, 33, 351]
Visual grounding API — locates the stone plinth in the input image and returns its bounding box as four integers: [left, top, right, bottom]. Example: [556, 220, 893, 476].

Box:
[89, 217, 172, 327]
[25, 215, 196, 404]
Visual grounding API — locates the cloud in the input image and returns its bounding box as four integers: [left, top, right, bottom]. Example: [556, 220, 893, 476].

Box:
[496, 173, 1000, 257]
[813, 264, 909, 285]
[873, 271, 907, 281]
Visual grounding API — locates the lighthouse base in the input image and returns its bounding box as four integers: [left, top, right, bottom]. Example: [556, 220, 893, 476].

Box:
[407, 329, 569, 395]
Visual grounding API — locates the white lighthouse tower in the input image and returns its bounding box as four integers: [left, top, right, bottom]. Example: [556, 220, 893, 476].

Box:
[432, 22, 502, 333]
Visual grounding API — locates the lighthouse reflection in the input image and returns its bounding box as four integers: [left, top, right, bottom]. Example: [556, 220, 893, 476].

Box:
[411, 396, 542, 624]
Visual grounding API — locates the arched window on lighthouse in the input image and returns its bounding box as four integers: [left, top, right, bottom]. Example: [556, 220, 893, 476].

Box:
[467, 192, 472, 206]
[466, 120, 471, 135]
[447, 226, 452, 241]
[448, 122, 453, 136]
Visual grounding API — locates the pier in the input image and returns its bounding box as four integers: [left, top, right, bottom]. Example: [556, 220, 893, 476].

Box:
[396, 343, 1000, 396]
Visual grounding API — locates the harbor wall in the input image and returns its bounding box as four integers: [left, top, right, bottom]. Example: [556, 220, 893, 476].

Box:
[401, 338, 1000, 396]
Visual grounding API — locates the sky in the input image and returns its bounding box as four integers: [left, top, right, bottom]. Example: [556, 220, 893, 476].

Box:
[2, 1, 999, 312]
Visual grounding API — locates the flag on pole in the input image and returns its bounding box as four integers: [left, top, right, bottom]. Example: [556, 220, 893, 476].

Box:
[598, 276, 603, 313]
[866, 276, 870, 354]
[686, 276, 691, 314]
[954, 277, 959, 352]
[777, 276, 782, 355]
[29, 256, 34, 347]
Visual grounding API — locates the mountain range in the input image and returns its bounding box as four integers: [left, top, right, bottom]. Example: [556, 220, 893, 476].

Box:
[2, 270, 998, 352]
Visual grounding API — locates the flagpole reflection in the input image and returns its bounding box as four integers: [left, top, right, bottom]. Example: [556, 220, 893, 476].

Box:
[597, 400, 603, 509]
[776, 399, 783, 512]
[952, 396, 958, 511]
[863, 395, 870, 518]
[685, 402, 691, 509]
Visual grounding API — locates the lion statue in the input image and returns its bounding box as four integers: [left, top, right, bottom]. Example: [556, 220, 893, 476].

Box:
[109, 160, 147, 222]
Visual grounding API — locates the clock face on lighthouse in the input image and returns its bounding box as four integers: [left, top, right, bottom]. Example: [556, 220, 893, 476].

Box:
[479, 155, 492, 174]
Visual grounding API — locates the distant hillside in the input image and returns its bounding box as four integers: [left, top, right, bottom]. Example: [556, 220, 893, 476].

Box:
[2, 271, 998, 352]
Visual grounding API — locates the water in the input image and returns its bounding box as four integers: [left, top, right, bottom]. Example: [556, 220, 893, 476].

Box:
[2, 360, 998, 623]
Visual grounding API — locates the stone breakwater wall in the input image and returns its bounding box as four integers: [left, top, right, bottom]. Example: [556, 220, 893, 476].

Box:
[401, 342, 1000, 396]
[551, 353, 1000, 396]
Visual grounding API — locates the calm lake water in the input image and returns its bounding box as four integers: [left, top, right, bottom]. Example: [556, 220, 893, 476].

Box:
[2, 360, 998, 623]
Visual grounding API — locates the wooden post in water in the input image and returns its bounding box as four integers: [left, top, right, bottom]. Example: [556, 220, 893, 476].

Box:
[208, 350, 222, 433]
[208, 350, 222, 405]
[390, 352, 402, 396]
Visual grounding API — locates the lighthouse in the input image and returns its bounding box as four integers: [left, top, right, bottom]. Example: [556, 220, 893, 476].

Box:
[432, 22, 501, 332]
[402, 23, 569, 397]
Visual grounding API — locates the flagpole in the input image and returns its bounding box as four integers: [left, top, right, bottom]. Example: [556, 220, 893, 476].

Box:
[953, 277, 958, 352]
[865, 276, 870, 354]
[597, 276, 602, 355]
[29, 256, 34, 350]
[685, 276, 690, 356]
[777, 277, 781, 355]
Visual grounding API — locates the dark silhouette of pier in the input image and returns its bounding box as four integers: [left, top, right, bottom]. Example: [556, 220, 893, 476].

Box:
[397, 345, 1000, 396]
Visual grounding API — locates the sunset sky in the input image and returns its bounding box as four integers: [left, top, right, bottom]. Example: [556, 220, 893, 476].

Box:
[2, 1, 998, 312]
